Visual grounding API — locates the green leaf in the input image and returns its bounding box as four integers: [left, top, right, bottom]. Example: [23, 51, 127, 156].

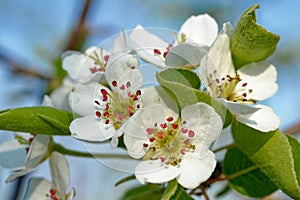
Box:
[170, 184, 193, 200]
[232, 123, 300, 199]
[121, 184, 164, 200]
[156, 69, 232, 127]
[223, 147, 277, 197]
[162, 179, 178, 200]
[158, 68, 201, 89]
[230, 4, 280, 69]
[286, 135, 300, 186]
[0, 107, 73, 136]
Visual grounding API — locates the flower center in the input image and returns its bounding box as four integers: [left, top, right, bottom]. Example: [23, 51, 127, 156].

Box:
[142, 118, 195, 166]
[207, 70, 256, 103]
[88, 48, 110, 73]
[94, 81, 141, 130]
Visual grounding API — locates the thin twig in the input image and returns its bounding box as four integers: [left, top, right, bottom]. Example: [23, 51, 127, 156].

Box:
[64, 0, 93, 50]
[284, 122, 300, 135]
[200, 184, 210, 200]
[0, 46, 52, 81]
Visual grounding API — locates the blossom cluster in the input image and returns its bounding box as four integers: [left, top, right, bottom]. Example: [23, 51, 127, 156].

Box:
[0, 12, 280, 199]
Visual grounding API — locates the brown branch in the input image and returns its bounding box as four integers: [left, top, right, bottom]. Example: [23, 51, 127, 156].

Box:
[64, 0, 93, 51]
[0, 46, 52, 81]
[284, 122, 300, 135]
[200, 184, 210, 200]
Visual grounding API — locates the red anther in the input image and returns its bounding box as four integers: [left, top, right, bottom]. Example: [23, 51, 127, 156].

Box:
[180, 149, 186, 155]
[104, 112, 109, 118]
[136, 104, 140, 109]
[181, 128, 188, 133]
[242, 93, 247, 97]
[105, 119, 110, 124]
[184, 139, 189, 145]
[154, 49, 161, 55]
[50, 188, 56, 195]
[149, 138, 155, 142]
[133, 96, 139, 101]
[136, 90, 141, 96]
[160, 123, 167, 129]
[157, 132, 163, 139]
[126, 81, 131, 88]
[166, 117, 173, 122]
[172, 123, 178, 129]
[160, 157, 166, 162]
[188, 130, 195, 137]
[112, 80, 118, 87]
[146, 128, 153, 135]
[105, 104, 109, 110]
[120, 85, 125, 90]
[104, 55, 110, 62]
[143, 143, 148, 147]
[94, 100, 100, 105]
[242, 82, 247, 87]
[103, 95, 108, 101]
[163, 51, 168, 58]
[96, 111, 101, 118]
[101, 89, 108, 96]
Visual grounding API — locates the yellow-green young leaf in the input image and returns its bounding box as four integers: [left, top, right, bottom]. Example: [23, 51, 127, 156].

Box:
[223, 147, 278, 197]
[162, 179, 178, 200]
[0, 107, 73, 136]
[156, 70, 232, 127]
[121, 184, 164, 200]
[232, 123, 300, 199]
[230, 4, 280, 69]
[286, 135, 300, 186]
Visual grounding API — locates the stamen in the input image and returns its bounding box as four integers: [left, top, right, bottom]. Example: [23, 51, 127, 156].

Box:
[157, 132, 163, 139]
[166, 117, 173, 122]
[112, 81, 118, 87]
[242, 83, 248, 87]
[172, 123, 178, 129]
[126, 81, 131, 88]
[146, 128, 153, 134]
[154, 49, 161, 55]
[95, 111, 101, 118]
[143, 143, 148, 147]
[120, 85, 125, 90]
[160, 123, 167, 129]
[149, 138, 155, 142]
[188, 130, 195, 137]
[181, 128, 188, 133]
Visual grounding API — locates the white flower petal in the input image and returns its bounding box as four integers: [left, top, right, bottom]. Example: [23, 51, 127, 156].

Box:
[112, 29, 129, 54]
[117, 69, 144, 98]
[218, 98, 260, 117]
[62, 52, 94, 81]
[0, 140, 26, 169]
[177, 150, 216, 189]
[135, 160, 180, 184]
[23, 178, 52, 200]
[106, 54, 139, 83]
[236, 61, 278, 101]
[179, 14, 218, 46]
[25, 135, 50, 169]
[50, 152, 70, 198]
[199, 23, 234, 94]
[124, 134, 149, 159]
[130, 25, 168, 68]
[141, 87, 179, 126]
[47, 77, 73, 110]
[181, 102, 223, 145]
[237, 105, 280, 132]
[69, 82, 107, 116]
[6, 135, 50, 182]
[70, 115, 115, 142]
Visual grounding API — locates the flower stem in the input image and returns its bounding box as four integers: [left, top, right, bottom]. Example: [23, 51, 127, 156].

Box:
[213, 143, 236, 153]
[52, 144, 132, 159]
